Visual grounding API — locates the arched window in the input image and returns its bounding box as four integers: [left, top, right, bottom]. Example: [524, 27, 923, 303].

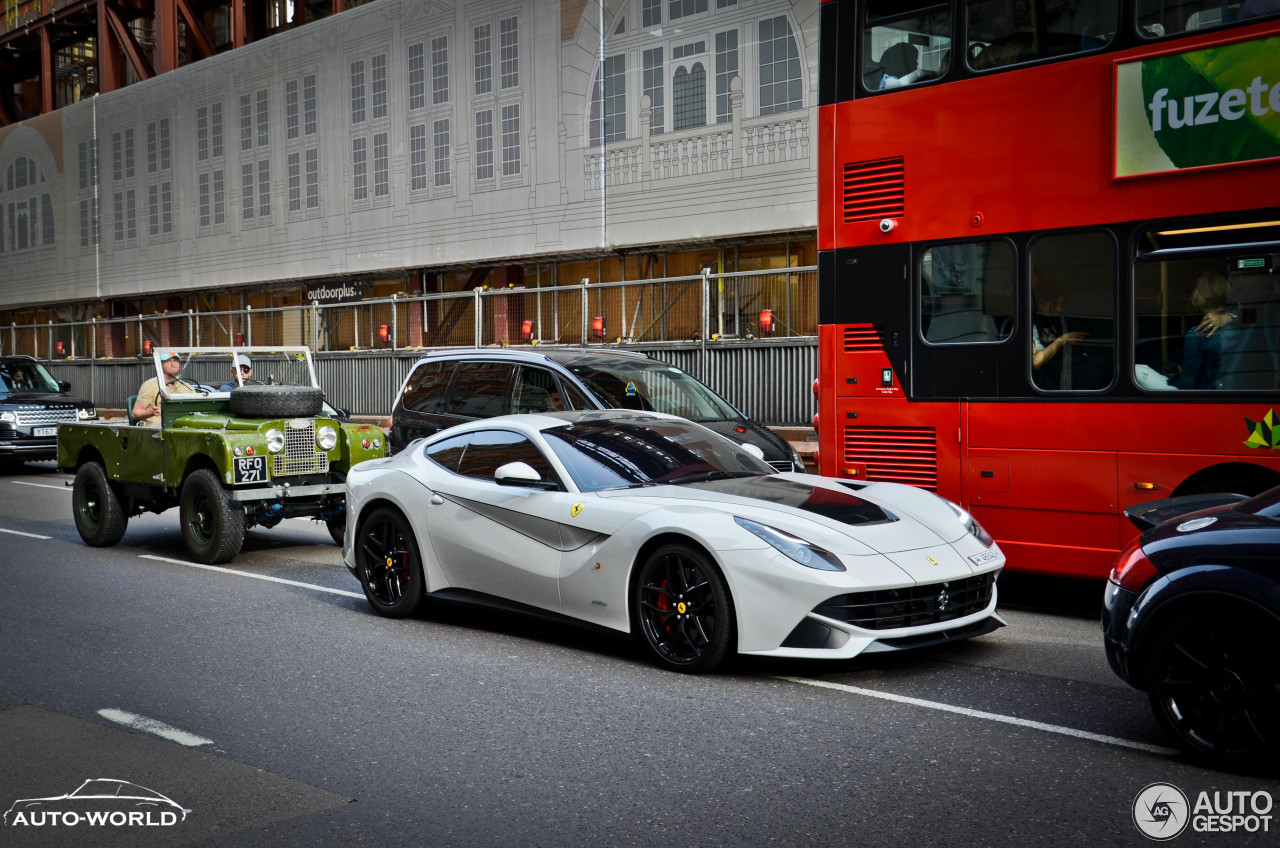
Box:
[673, 63, 707, 131]
[1, 155, 55, 253]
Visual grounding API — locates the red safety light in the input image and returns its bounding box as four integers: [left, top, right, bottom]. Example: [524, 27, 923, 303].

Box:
[591, 315, 605, 340]
[521, 320, 534, 342]
[378, 324, 390, 343]
[759, 309, 775, 334]
[235, 333, 245, 346]
[56, 341, 65, 357]
[143, 340, 153, 355]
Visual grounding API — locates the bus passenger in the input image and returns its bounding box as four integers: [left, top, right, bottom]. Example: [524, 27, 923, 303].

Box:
[1031, 277, 1087, 388]
[1170, 273, 1231, 389]
[865, 43, 924, 90]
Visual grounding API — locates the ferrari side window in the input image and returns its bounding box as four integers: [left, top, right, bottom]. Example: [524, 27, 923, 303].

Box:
[425, 433, 469, 471]
[456, 429, 559, 487]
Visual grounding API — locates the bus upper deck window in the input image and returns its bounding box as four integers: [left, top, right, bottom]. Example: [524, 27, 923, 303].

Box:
[967, 0, 1119, 69]
[1134, 0, 1251, 38]
[862, 1, 952, 92]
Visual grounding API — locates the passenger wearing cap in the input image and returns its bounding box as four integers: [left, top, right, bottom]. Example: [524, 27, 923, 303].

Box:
[132, 351, 196, 426]
[219, 354, 254, 391]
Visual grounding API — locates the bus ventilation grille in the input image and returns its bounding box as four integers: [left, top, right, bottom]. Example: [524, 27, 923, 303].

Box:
[843, 325, 882, 352]
[844, 426, 937, 490]
[842, 157, 905, 223]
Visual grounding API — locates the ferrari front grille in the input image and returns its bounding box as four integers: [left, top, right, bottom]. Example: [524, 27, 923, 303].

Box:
[813, 572, 996, 631]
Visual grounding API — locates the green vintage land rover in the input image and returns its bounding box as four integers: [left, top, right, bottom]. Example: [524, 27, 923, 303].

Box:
[57, 347, 386, 564]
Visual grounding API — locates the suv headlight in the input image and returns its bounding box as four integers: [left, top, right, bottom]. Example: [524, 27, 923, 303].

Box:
[265, 429, 286, 453]
[734, 516, 845, 572]
[77, 407, 97, 419]
[0, 412, 15, 423]
[945, 499, 994, 547]
[317, 425, 338, 450]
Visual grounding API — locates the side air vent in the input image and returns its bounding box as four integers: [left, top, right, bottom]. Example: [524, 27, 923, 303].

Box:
[842, 157, 904, 223]
[843, 324, 883, 352]
[843, 425, 937, 490]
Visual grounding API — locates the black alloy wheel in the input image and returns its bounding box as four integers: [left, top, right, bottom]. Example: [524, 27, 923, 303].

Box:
[179, 468, 246, 564]
[72, 461, 128, 546]
[633, 543, 735, 673]
[356, 507, 425, 618]
[1146, 608, 1280, 768]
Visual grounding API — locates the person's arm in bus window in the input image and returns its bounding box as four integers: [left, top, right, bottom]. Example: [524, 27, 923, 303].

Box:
[1032, 327, 1087, 369]
[1197, 310, 1235, 337]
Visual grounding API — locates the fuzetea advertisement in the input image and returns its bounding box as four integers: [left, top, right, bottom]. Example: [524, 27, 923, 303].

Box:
[1115, 34, 1280, 178]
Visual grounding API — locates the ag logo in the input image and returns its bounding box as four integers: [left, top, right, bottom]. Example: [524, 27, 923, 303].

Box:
[1133, 782, 1189, 841]
[570, 503, 584, 517]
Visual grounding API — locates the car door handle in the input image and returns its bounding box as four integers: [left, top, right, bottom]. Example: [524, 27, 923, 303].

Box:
[430, 495, 444, 505]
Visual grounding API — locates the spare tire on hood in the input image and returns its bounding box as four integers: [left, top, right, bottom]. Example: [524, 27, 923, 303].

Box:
[230, 385, 324, 418]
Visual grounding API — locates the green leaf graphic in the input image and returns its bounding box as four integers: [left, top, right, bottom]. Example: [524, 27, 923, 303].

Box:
[1142, 36, 1280, 170]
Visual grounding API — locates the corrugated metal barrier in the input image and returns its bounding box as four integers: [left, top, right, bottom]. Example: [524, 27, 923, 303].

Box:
[38, 340, 817, 427]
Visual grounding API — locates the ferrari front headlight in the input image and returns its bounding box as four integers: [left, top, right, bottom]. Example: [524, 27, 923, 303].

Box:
[265, 429, 286, 454]
[734, 517, 845, 572]
[945, 499, 994, 547]
[317, 425, 338, 450]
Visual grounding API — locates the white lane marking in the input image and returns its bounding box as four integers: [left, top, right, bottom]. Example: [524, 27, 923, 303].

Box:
[0, 528, 52, 539]
[12, 481, 71, 492]
[778, 676, 1179, 756]
[97, 708, 213, 747]
[140, 554, 364, 599]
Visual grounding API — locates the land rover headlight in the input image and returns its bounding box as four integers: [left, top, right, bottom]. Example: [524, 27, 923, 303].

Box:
[265, 429, 286, 454]
[317, 425, 338, 451]
[77, 407, 97, 419]
[0, 412, 15, 423]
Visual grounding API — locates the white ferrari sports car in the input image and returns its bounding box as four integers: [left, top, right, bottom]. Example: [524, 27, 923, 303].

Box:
[343, 410, 1005, 673]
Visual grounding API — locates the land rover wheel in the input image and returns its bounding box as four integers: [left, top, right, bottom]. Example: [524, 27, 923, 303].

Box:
[229, 385, 323, 418]
[72, 462, 128, 547]
[180, 469, 246, 564]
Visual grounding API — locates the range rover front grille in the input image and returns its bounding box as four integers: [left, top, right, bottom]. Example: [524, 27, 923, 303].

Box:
[271, 421, 329, 477]
[13, 406, 77, 426]
[813, 572, 996, 631]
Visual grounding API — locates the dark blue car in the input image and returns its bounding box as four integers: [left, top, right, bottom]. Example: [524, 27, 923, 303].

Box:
[1102, 486, 1280, 770]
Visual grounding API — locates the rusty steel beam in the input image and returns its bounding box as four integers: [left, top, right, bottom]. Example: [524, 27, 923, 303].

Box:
[176, 0, 216, 60]
[155, 0, 180, 74]
[104, 3, 156, 81]
[40, 25, 54, 114]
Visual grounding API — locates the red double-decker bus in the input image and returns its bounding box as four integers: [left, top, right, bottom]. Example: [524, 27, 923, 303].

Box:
[816, 0, 1280, 579]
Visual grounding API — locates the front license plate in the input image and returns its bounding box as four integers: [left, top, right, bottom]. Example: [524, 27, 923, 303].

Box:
[968, 549, 1001, 566]
[33, 427, 58, 437]
[233, 455, 267, 484]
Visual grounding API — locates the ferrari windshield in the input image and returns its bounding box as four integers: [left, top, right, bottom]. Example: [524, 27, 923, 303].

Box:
[541, 417, 773, 492]
[564, 359, 741, 423]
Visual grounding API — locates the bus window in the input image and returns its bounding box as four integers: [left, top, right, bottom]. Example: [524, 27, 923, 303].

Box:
[1135, 251, 1280, 391]
[1029, 231, 1116, 391]
[967, 0, 1119, 70]
[1136, 0, 1262, 38]
[862, 1, 952, 92]
[921, 241, 1014, 344]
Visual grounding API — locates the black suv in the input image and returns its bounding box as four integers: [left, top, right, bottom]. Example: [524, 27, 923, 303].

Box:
[0, 356, 97, 464]
[390, 348, 803, 471]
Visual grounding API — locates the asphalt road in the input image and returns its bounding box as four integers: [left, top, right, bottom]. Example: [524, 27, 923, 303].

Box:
[1, 461, 1276, 848]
